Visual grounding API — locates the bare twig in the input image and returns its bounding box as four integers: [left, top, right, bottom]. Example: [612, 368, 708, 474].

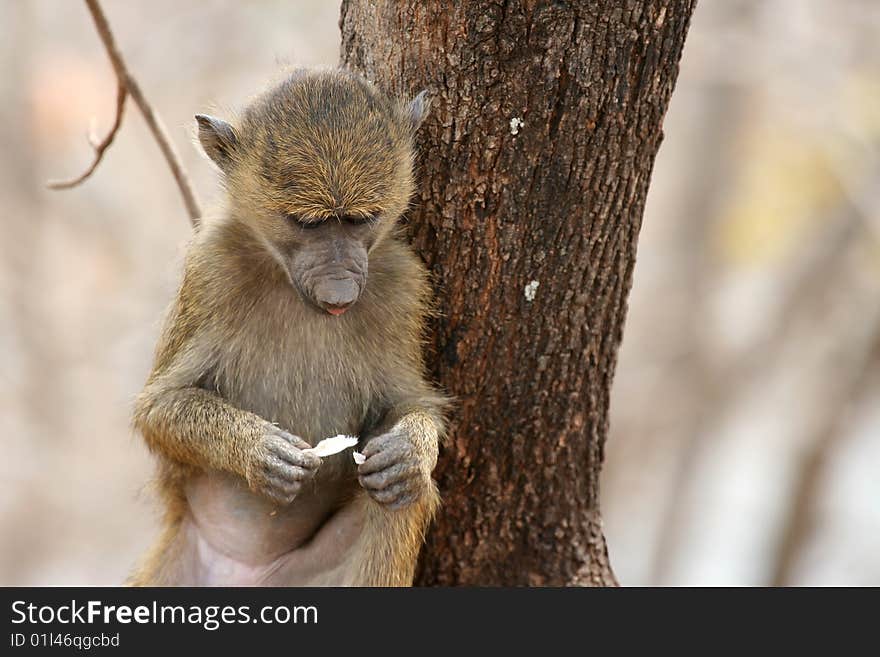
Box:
[46, 0, 202, 228]
[46, 79, 126, 190]
[649, 207, 861, 585]
[769, 329, 880, 586]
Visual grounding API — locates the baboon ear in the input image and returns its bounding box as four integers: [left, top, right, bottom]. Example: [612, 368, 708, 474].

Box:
[405, 90, 430, 131]
[195, 114, 238, 171]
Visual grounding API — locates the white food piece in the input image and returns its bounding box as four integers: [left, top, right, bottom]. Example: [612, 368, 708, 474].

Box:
[352, 451, 366, 465]
[305, 434, 359, 458]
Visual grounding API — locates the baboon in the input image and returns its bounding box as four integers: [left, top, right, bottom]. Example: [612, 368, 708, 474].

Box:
[129, 69, 446, 586]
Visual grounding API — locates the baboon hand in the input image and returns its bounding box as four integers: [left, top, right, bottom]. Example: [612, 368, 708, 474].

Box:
[246, 425, 321, 506]
[358, 427, 432, 510]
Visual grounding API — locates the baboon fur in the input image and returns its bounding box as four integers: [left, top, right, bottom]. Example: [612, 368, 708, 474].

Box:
[129, 70, 445, 586]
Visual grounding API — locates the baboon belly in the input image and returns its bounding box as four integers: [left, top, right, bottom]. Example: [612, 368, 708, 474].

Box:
[179, 471, 364, 585]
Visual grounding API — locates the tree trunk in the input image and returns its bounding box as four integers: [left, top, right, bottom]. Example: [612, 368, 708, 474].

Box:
[340, 0, 696, 586]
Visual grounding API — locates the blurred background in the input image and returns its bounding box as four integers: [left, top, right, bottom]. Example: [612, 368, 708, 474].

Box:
[0, 1, 877, 585]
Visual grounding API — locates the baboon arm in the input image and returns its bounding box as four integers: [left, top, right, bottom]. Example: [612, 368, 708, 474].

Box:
[387, 409, 440, 471]
[133, 380, 265, 477]
[366, 393, 445, 472]
[133, 273, 268, 476]
[354, 402, 443, 584]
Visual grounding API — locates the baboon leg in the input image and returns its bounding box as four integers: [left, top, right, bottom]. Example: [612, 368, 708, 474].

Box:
[347, 487, 440, 586]
[128, 519, 190, 586]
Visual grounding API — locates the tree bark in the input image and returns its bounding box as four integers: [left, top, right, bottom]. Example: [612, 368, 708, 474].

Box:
[341, 0, 696, 586]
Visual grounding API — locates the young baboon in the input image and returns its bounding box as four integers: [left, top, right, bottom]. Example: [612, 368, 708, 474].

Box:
[130, 69, 446, 586]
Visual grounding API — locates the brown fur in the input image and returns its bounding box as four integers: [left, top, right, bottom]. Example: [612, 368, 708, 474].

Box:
[129, 70, 444, 586]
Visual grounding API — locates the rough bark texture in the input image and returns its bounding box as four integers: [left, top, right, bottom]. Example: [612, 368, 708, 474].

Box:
[340, 0, 695, 586]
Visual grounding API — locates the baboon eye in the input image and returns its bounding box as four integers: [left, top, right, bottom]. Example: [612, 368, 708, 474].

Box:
[288, 214, 325, 229]
[344, 214, 377, 226]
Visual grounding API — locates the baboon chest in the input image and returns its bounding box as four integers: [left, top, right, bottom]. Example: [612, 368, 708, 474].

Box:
[213, 292, 382, 446]
[185, 292, 378, 579]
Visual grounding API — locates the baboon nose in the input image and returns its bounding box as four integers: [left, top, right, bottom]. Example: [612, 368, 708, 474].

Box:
[314, 278, 359, 315]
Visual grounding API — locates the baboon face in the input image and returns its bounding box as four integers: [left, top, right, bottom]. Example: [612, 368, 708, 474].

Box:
[195, 70, 428, 316]
[282, 213, 374, 315]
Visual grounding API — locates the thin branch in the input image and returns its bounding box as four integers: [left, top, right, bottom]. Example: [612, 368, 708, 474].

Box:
[769, 325, 880, 586]
[46, 0, 202, 228]
[649, 207, 860, 585]
[46, 79, 126, 190]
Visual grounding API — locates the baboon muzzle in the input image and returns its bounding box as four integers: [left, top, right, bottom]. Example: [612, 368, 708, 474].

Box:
[313, 277, 360, 315]
[288, 236, 368, 316]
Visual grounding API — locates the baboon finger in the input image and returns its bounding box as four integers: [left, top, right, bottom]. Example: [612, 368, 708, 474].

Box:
[265, 475, 301, 496]
[359, 463, 410, 490]
[357, 447, 403, 474]
[273, 430, 312, 452]
[386, 491, 419, 511]
[269, 440, 321, 469]
[265, 459, 311, 483]
[361, 431, 403, 458]
[369, 481, 411, 506]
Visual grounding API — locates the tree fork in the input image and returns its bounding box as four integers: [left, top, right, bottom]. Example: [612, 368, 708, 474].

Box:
[341, 0, 696, 585]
